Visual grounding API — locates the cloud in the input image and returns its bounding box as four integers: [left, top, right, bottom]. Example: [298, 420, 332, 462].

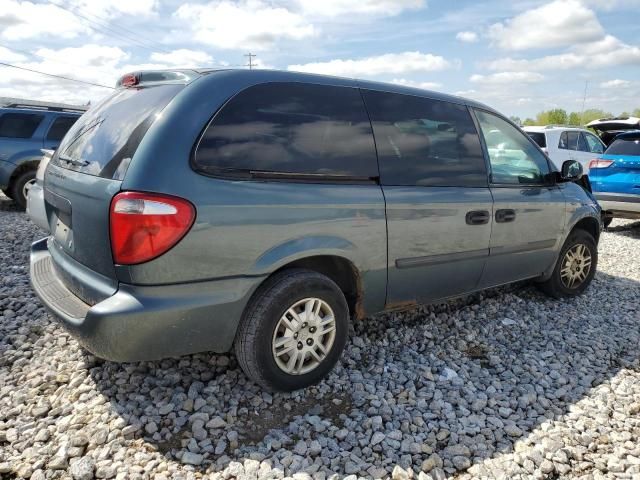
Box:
[470, 71, 544, 85]
[0, 0, 89, 40]
[456, 31, 478, 43]
[295, 0, 424, 16]
[150, 49, 213, 67]
[0, 44, 131, 106]
[288, 52, 453, 78]
[175, 1, 315, 51]
[0, 46, 27, 62]
[600, 79, 631, 88]
[391, 78, 442, 90]
[486, 35, 640, 71]
[71, 0, 159, 18]
[487, 0, 604, 51]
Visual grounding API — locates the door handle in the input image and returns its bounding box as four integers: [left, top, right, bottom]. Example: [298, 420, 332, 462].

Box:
[466, 210, 490, 225]
[495, 209, 516, 223]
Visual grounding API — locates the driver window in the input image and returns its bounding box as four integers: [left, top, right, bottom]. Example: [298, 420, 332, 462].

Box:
[475, 110, 550, 185]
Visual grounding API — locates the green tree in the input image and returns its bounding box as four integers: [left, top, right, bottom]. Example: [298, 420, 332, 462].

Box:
[580, 108, 613, 125]
[522, 118, 536, 126]
[632, 108, 640, 117]
[568, 112, 581, 126]
[509, 115, 522, 125]
[547, 108, 568, 125]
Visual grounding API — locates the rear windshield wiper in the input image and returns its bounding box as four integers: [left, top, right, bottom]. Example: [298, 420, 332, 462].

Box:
[58, 154, 89, 167]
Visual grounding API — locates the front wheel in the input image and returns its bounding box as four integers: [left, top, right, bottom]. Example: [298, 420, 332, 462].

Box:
[234, 269, 349, 391]
[538, 230, 597, 298]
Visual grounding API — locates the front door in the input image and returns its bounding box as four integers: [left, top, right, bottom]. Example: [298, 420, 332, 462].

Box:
[361, 89, 492, 306]
[473, 110, 566, 287]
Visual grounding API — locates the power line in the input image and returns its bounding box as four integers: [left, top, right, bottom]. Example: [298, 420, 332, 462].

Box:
[0, 61, 114, 89]
[53, 1, 174, 55]
[0, 43, 116, 78]
[47, 0, 173, 56]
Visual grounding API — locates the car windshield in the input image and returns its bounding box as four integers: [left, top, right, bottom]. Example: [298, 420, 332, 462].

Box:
[605, 137, 640, 156]
[526, 132, 546, 148]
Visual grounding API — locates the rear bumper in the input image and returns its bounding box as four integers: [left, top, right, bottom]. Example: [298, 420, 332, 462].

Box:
[30, 238, 261, 362]
[595, 193, 640, 217]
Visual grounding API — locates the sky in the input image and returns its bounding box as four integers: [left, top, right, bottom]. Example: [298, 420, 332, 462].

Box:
[0, 0, 639, 119]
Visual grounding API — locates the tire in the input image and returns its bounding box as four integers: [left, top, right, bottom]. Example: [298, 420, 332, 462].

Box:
[235, 268, 349, 391]
[10, 169, 36, 210]
[538, 229, 597, 298]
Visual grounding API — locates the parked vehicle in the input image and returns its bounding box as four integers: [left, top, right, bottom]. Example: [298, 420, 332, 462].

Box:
[0, 103, 84, 208]
[30, 69, 601, 391]
[590, 130, 640, 227]
[523, 125, 605, 174]
[587, 116, 640, 146]
[26, 149, 54, 231]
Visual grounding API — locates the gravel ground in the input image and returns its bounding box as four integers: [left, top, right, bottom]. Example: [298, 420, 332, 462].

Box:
[1, 192, 640, 480]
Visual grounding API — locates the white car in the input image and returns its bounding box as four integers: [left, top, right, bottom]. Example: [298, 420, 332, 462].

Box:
[523, 126, 605, 175]
[26, 149, 53, 231]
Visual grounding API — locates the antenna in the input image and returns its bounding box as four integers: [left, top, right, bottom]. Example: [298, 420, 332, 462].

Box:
[580, 80, 588, 125]
[244, 52, 256, 70]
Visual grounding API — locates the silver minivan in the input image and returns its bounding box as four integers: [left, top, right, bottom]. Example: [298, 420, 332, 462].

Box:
[30, 69, 602, 391]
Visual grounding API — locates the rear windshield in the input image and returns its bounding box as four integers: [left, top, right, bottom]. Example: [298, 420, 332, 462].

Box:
[51, 84, 183, 179]
[526, 132, 546, 148]
[605, 137, 640, 156]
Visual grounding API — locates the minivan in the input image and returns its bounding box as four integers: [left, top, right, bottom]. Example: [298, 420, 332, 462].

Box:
[30, 69, 601, 391]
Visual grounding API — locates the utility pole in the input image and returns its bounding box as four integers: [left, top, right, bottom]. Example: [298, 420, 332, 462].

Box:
[245, 53, 256, 70]
[580, 80, 589, 126]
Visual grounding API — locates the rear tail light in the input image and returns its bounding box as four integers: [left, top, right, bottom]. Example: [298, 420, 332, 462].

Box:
[589, 159, 614, 169]
[110, 192, 195, 265]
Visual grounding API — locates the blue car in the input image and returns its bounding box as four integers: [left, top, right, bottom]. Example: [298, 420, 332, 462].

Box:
[590, 130, 640, 226]
[0, 102, 84, 208]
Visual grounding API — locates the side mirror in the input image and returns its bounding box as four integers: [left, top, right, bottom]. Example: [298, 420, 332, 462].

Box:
[561, 160, 583, 181]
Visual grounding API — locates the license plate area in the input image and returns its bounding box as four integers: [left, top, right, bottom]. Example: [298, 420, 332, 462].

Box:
[44, 188, 74, 251]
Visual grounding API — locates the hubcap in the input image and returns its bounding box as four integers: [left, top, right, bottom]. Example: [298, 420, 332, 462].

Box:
[560, 243, 592, 289]
[22, 178, 36, 200]
[272, 297, 336, 375]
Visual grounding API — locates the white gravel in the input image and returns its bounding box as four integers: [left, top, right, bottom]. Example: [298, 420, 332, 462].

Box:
[1, 192, 640, 480]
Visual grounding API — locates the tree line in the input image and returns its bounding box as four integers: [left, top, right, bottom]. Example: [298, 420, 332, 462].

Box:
[510, 108, 640, 127]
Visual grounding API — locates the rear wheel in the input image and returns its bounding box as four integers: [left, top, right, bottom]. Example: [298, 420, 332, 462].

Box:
[10, 170, 36, 210]
[234, 269, 349, 391]
[539, 230, 597, 298]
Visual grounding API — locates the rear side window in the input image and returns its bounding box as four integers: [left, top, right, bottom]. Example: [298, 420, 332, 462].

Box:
[46, 116, 79, 141]
[361, 90, 486, 187]
[0, 113, 44, 138]
[526, 132, 546, 148]
[52, 84, 183, 179]
[606, 138, 640, 155]
[194, 82, 378, 179]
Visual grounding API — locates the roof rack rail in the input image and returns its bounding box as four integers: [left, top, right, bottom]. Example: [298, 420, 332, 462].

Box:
[4, 102, 87, 113]
[544, 124, 584, 129]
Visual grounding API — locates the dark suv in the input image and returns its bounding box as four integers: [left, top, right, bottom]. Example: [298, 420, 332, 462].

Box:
[30, 69, 601, 391]
[0, 102, 84, 208]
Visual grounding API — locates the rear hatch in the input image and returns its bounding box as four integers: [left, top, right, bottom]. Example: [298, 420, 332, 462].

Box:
[590, 133, 640, 195]
[586, 117, 640, 146]
[44, 82, 185, 290]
